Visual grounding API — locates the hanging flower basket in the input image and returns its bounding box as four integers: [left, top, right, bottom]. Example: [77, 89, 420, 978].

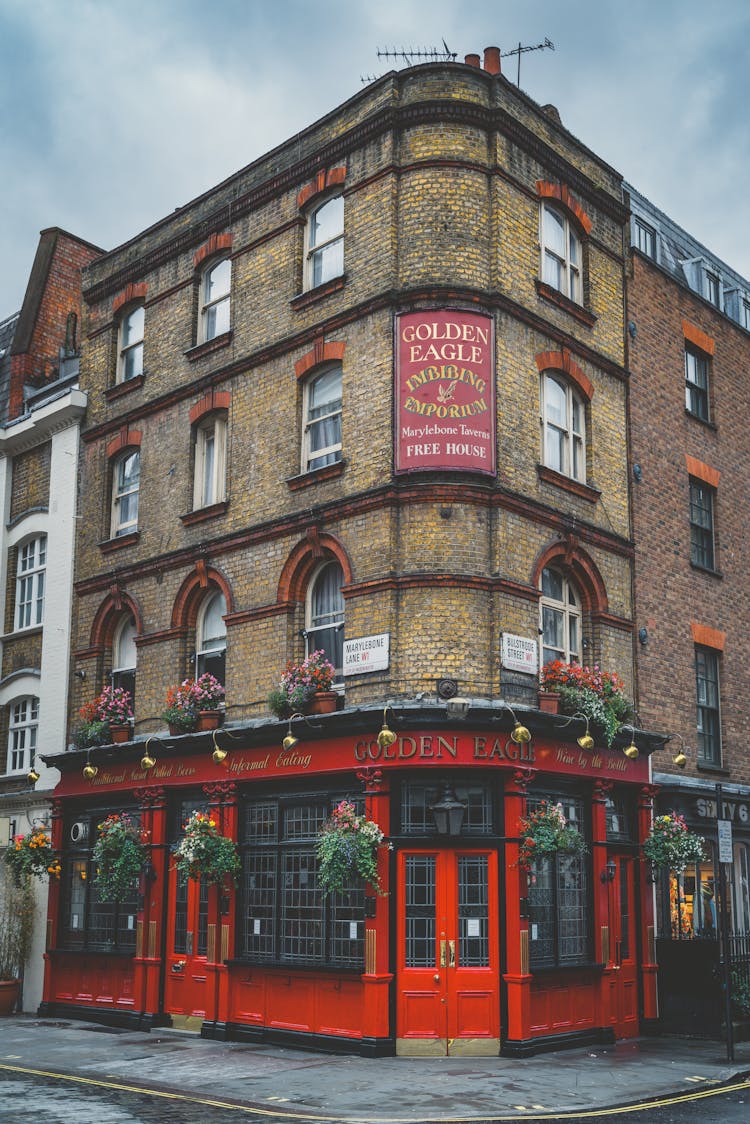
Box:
[172, 811, 240, 887]
[540, 661, 633, 747]
[73, 687, 134, 748]
[268, 650, 335, 718]
[92, 813, 150, 902]
[316, 800, 389, 897]
[4, 828, 60, 888]
[517, 801, 587, 872]
[643, 812, 706, 873]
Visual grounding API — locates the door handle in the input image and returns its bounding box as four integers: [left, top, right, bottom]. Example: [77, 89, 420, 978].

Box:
[433, 974, 440, 984]
[440, 939, 447, 967]
[448, 940, 456, 968]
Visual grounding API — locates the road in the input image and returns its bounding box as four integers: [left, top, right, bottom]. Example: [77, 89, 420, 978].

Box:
[0, 1065, 748, 1124]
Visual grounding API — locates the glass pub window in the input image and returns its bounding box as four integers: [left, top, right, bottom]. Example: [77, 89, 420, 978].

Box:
[526, 794, 589, 968]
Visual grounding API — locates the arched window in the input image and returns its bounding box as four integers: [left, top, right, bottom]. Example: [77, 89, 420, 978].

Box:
[541, 203, 581, 303]
[117, 304, 144, 383]
[193, 414, 227, 509]
[540, 566, 581, 666]
[196, 591, 227, 682]
[15, 534, 46, 630]
[8, 696, 39, 774]
[112, 615, 137, 709]
[302, 365, 342, 473]
[306, 561, 344, 680]
[200, 258, 231, 342]
[306, 195, 344, 289]
[540, 373, 586, 482]
[111, 450, 140, 538]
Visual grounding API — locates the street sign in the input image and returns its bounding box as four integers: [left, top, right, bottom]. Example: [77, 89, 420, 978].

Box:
[717, 818, 733, 864]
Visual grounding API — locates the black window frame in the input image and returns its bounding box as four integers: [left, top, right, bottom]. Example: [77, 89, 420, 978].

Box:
[689, 478, 716, 570]
[634, 218, 657, 260]
[685, 346, 710, 421]
[695, 647, 722, 766]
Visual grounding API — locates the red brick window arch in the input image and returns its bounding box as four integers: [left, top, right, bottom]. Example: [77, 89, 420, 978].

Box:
[189, 391, 230, 510]
[536, 352, 593, 485]
[298, 168, 346, 291]
[112, 285, 148, 385]
[537, 182, 591, 306]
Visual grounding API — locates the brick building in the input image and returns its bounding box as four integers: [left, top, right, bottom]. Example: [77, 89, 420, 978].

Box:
[41, 52, 663, 1054]
[0, 228, 101, 1010]
[627, 185, 750, 1031]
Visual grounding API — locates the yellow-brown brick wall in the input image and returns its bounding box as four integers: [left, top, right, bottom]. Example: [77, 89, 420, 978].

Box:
[10, 442, 51, 521]
[2, 632, 43, 681]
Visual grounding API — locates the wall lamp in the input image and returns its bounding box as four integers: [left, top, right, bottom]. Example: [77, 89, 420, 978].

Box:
[600, 858, 616, 883]
[619, 725, 640, 760]
[82, 752, 98, 781]
[429, 782, 466, 836]
[212, 730, 228, 765]
[27, 762, 40, 785]
[282, 713, 305, 751]
[377, 707, 397, 751]
[668, 733, 688, 769]
[556, 712, 594, 751]
[446, 696, 471, 720]
[494, 703, 531, 744]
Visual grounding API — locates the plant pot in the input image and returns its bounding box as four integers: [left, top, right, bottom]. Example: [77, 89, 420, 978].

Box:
[0, 979, 20, 1016]
[197, 710, 221, 731]
[537, 690, 560, 714]
[169, 723, 193, 736]
[307, 691, 338, 715]
[109, 723, 131, 743]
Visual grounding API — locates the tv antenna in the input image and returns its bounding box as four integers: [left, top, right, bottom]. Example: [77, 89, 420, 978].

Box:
[502, 38, 554, 87]
[377, 40, 457, 67]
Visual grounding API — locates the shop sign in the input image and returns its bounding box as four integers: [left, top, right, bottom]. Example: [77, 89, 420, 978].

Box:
[343, 633, 390, 675]
[501, 633, 538, 675]
[717, 819, 733, 863]
[695, 797, 749, 823]
[395, 309, 495, 475]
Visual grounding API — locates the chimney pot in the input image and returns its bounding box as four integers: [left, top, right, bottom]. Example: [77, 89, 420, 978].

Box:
[483, 46, 501, 75]
[464, 53, 481, 69]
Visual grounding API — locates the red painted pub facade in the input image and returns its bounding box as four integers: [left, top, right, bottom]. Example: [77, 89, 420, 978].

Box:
[41, 707, 660, 1056]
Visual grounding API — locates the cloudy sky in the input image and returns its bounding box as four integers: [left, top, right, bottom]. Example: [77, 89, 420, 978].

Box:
[1, 0, 748, 314]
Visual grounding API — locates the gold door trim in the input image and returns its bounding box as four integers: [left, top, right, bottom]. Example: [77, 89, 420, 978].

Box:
[207, 923, 216, 963]
[170, 1014, 204, 1033]
[448, 1037, 500, 1057]
[221, 924, 229, 962]
[601, 925, 610, 966]
[365, 929, 377, 975]
[148, 920, 157, 959]
[520, 929, 529, 974]
[397, 1038, 448, 1056]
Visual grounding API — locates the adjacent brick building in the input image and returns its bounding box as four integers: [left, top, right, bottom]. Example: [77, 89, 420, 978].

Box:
[0, 227, 101, 1010]
[41, 53, 664, 1053]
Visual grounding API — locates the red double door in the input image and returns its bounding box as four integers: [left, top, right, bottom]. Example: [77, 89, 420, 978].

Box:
[163, 873, 211, 1030]
[607, 852, 638, 1038]
[396, 848, 501, 1055]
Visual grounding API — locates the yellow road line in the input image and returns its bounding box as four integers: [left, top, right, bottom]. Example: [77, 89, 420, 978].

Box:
[0, 1062, 748, 1123]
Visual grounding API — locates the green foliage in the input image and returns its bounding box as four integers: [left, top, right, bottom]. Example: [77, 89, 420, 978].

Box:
[731, 971, 750, 1020]
[541, 661, 634, 747]
[172, 811, 240, 887]
[5, 827, 60, 887]
[517, 801, 587, 871]
[0, 865, 34, 979]
[316, 800, 388, 897]
[643, 813, 706, 872]
[93, 813, 149, 902]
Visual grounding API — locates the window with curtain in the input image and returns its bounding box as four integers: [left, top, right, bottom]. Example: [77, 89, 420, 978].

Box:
[541, 203, 582, 303]
[540, 372, 586, 482]
[305, 195, 344, 289]
[117, 305, 144, 383]
[196, 591, 227, 682]
[112, 615, 137, 710]
[111, 450, 140, 537]
[302, 366, 342, 473]
[306, 561, 344, 679]
[200, 258, 231, 341]
[539, 566, 581, 667]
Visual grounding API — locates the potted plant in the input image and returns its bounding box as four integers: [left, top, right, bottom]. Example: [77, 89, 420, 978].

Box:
[172, 811, 240, 886]
[189, 673, 225, 730]
[92, 813, 150, 902]
[517, 801, 587, 872]
[268, 650, 337, 718]
[162, 680, 198, 735]
[73, 687, 134, 746]
[0, 866, 34, 1015]
[643, 812, 705, 873]
[316, 800, 389, 896]
[5, 827, 60, 888]
[539, 661, 633, 747]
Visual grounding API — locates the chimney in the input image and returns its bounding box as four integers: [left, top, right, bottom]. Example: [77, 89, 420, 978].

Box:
[464, 53, 481, 69]
[483, 46, 501, 75]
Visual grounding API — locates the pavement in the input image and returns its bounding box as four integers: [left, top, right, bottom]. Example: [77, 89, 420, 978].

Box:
[0, 1016, 749, 1121]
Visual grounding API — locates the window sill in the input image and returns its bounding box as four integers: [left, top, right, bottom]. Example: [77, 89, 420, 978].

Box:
[690, 561, 722, 579]
[180, 500, 229, 526]
[286, 460, 345, 491]
[684, 408, 717, 430]
[537, 464, 600, 503]
[696, 761, 729, 775]
[535, 280, 596, 327]
[99, 532, 140, 554]
[2, 624, 43, 641]
[530, 961, 604, 975]
[290, 274, 346, 310]
[105, 374, 145, 402]
[185, 330, 233, 361]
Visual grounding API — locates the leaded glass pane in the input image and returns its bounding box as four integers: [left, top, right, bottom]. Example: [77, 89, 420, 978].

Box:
[458, 855, 489, 966]
[280, 848, 323, 961]
[405, 855, 435, 967]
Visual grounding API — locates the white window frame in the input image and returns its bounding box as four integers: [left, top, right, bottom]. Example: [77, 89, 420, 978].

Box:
[704, 269, 722, 309]
[117, 304, 144, 383]
[540, 373, 586, 482]
[305, 561, 345, 682]
[15, 535, 46, 631]
[196, 591, 227, 680]
[539, 567, 581, 667]
[193, 415, 227, 509]
[200, 258, 231, 342]
[305, 195, 344, 290]
[540, 203, 582, 303]
[112, 615, 137, 706]
[111, 450, 140, 538]
[8, 696, 39, 775]
[302, 366, 342, 474]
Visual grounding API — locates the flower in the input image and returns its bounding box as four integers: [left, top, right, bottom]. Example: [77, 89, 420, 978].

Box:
[516, 801, 587, 872]
[162, 680, 198, 731]
[92, 813, 149, 902]
[4, 828, 59, 888]
[172, 810, 240, 886]
[190, 673, 225, 710]
[316, 800, 389, 896]
[268, 651, 335, 717]
[540, 660, 633, 747]
[72, 687, 134, 748]
[643, 812, 705, 872]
